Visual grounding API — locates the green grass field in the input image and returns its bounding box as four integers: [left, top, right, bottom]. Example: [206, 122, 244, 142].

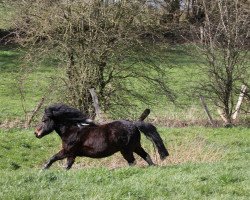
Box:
[0, 43, 248, 126]
[0, 3, 13, 30]
[0, 46, 58, 124]
[0, 49, 249, 199]
[0, 44, 211, 127]
[0, 127, 249, 199]
[0, 8, 249, 199]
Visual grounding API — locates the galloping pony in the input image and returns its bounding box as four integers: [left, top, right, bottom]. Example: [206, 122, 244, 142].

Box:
[34, 104, 169, 169]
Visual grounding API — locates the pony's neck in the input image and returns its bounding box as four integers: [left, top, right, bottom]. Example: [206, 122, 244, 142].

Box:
[55, 125, 68, 137]
[55, 124, 79, 138]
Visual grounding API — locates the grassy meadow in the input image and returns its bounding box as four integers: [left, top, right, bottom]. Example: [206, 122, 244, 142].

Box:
[0, 127, 249, 199]
[0, 44, 249, 199]
[0, 44, 249, 200]
[0, 45, 212, 126]
[0, 6, 249, 198]
[0, 46, 58, 125]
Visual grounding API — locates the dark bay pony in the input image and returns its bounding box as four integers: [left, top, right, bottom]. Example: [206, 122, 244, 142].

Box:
[34, 104, 169, 169]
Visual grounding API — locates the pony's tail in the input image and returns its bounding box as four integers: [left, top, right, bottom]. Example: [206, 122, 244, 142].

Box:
[135, 121, 169, 160]
[138, 109, 150, 121]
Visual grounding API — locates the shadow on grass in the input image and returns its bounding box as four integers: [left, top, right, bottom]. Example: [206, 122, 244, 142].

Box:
[163, 45, 202, 67]
[0, 45, 20, 72]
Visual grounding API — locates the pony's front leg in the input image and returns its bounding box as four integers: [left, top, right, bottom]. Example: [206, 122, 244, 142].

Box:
[44, 150, 67, 169]
[65, 156, 76, 170]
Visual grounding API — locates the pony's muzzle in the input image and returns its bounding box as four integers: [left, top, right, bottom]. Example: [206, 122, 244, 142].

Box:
[34, 132, 42, 138]
[34, 126, 43, 138]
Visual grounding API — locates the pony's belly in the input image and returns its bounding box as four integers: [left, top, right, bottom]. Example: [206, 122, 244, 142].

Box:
[79, 148, 118, 158]
[78, 144, 118, 158]
[78, 136, 119, 158]
[85, 151, 116, 158]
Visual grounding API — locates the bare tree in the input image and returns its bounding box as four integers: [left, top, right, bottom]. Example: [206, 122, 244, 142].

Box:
[11, 0, 174, 117]
[194, 0, 249, 125]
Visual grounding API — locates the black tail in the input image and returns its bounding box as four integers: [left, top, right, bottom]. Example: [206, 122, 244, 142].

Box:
[138, 109, 150, 121]
[135, 121, 169, 160]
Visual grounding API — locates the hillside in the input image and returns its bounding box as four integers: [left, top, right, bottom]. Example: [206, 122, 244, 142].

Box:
[0, 44, 219, 127]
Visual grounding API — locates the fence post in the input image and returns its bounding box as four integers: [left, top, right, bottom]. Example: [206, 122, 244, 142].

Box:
[200, 95, 215, 126]
[89, 88, 104, 123]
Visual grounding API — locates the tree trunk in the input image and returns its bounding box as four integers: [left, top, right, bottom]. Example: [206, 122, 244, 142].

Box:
[232, 85, 247, 120]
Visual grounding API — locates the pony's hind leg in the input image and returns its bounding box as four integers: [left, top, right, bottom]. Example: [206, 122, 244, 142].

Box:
[134, 146, 155, 166]
[120, 150, 136, 166]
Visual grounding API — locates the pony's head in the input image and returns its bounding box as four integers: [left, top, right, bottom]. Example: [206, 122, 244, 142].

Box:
[34, 104, 91, 138]
[35, 112, 55, 138]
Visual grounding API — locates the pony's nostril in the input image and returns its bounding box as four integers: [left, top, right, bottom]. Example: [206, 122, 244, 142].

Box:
[34, 131, 39, 137]
[34, 127, 43, 138]
[35, 132, 42, 138]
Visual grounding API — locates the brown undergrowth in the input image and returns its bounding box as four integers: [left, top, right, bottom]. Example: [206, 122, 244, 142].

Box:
[161, 136, 225, 166]
[0, 118, 23, 129]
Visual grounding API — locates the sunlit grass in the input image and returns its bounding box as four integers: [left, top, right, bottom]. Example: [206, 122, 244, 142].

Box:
[0, 127, 249, 199]
[0, 47, 57, 124]
[0, 3, 13, 30]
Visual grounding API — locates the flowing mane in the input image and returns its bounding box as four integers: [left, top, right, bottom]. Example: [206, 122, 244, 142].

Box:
[44, 103, 90, 124]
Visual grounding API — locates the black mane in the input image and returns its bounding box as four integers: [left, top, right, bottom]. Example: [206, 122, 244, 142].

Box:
[45, 103, 89, 124]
